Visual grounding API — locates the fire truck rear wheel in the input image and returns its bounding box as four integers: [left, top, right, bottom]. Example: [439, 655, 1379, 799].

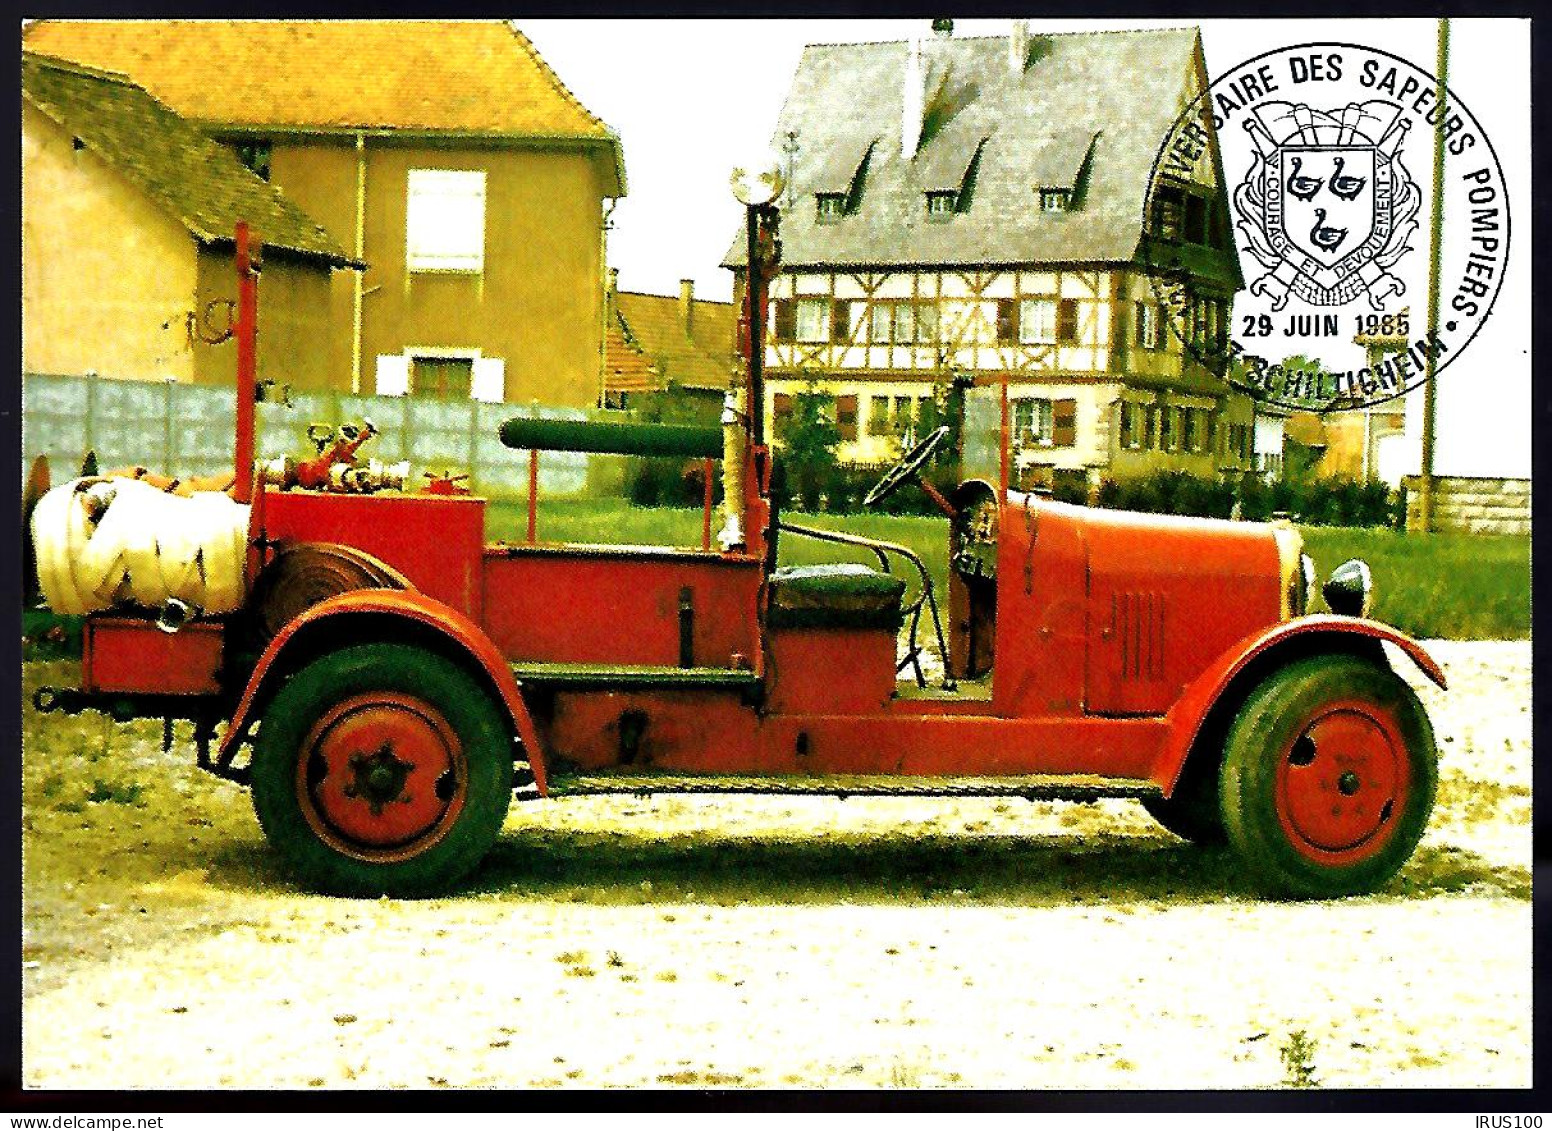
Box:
[1219, 654, 1436, 899]
[250, 643, 513, 897]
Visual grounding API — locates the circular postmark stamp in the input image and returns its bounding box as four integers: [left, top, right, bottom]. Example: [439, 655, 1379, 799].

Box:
[1144, 42, 1511, 412]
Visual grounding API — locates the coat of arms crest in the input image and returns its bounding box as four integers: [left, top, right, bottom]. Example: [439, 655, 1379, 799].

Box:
[1234, 100, 1422, 310]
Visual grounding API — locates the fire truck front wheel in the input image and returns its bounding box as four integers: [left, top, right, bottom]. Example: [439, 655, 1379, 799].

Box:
[1219, 654, 1437, 899]
[250, 642, 514, 896]
[1140, 759, 1226, 846]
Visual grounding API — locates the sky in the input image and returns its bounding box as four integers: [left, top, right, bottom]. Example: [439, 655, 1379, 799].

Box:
[520, 18, 1529, 479]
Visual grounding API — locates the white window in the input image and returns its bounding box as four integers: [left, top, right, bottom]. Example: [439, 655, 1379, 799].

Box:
[1019, 298, 1057, 345]
[816, 194, 845, 222]
[870, 303, 892, 343]
[1136, 301, 1160, 350]
[406, 170, 486, 273]
[1014, 398, 1054, 446]
[870, 301, 938, 345]
[915, 303, 938, 344]
[926, 191, 957, 217]
[1040, 189, 1071, 212]
[795, 298, 830, 343]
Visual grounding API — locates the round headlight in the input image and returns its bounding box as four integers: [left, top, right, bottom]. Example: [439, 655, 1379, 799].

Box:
[1323, 558, 1374, 618]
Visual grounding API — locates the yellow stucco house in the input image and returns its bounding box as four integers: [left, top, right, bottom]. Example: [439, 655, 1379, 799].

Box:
[22, 52, 355, 390]
[25, 19, 626, 409]
[726, 22, 1268, 488]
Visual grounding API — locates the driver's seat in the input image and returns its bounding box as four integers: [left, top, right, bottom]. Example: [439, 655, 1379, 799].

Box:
[766, 563, 906, 632]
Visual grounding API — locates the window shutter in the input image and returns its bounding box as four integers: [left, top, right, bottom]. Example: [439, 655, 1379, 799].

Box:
[406, 170, 486, 273]
[996, 299, 1017, 344]
[1052, 399, 1077, 447]
[471, 357, 505, 403]
[836, 394, 859, 442]
[1057, 299, 1080, 345]
[830, 300, 851, 343]
[773, 299, 796, 342]
[375, 355, 410, 397]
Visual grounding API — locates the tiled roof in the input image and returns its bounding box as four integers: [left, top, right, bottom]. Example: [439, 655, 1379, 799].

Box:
[615, 290, 739, 392]
[604, 312, 661, 394]
[22, 20, 625, 193]
[23, 52, 353, 265]
[724, 27, 1236, 280]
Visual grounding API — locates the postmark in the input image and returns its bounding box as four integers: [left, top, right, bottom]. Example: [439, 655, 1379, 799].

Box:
[1144, 42, 1511, 412]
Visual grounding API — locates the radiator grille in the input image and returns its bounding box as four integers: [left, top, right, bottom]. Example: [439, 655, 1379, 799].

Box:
[1114, 591, 1166, 682]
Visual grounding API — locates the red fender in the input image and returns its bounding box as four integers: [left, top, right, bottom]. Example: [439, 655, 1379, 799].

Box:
[1155, 614, 1446, 795]
[218, 589, 548, 794]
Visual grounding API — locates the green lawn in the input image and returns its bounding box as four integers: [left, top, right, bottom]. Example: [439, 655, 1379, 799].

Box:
[491, 498, 1529, 641]
[490, 498, 953, 600]
[1300, 526, 1530, 640]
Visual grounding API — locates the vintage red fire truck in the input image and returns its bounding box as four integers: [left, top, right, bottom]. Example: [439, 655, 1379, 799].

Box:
[25, 217, 1442, 900]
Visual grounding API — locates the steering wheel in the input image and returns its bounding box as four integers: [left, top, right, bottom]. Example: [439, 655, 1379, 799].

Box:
[863, 426, 950, 509]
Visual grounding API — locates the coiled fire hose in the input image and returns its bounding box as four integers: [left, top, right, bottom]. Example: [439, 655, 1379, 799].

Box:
[31, 477, 250, 617]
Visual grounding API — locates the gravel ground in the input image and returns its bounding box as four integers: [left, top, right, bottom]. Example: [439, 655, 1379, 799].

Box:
[20, 641, 1532, 1090]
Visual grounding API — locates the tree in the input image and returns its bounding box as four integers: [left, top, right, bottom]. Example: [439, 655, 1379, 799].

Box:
[775, 381, 841, 512]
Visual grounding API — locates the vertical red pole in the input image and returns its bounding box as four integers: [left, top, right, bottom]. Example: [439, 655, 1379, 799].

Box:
[743, 205, 770, 566]
[701, 457, 714, 551]
[233, 222, 258, 504]
[527, 449, 539, 544]
[999, 377, 1010, 503]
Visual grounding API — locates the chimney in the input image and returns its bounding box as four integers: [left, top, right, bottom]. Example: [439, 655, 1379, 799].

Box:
[608, 267, 620, 294]
[1010, 20, 1029, 74]
[679, 279, 695, 336]
[902, 36, 925, 158]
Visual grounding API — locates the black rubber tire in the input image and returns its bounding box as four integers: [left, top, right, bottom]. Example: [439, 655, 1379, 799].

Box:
[250, 643, 513, 896]
[1141, 757, 1226, 846]
[1219, 654, 1437, 899]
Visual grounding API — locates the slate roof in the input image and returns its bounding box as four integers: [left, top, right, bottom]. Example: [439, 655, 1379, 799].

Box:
[724, 27, 1235, 277]
[615, 290, 739, 393]
[23, 52, 354, 265]
[22, 19, 625, 195]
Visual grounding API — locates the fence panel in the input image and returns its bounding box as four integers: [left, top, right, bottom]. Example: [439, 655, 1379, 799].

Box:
[22, 372, 610, 500]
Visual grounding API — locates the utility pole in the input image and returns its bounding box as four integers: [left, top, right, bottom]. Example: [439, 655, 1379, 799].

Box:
[1419, 17, 1449, 533]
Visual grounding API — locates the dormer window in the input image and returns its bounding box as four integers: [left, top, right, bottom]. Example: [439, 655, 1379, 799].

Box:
[1029, 129, 1096, 216]
[926, 191, 958, 218]
[816, 193, 846, 223]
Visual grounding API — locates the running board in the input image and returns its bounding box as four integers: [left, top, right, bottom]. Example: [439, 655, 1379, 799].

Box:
[512, 662, 759, 691]
[546, 773, 1161, 801]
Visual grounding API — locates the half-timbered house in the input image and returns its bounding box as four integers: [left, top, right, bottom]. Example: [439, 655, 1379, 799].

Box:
[726, 22, 1263, 489]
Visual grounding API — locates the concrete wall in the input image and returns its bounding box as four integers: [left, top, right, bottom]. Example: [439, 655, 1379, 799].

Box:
[1402, 476, 1531, 536]
[264, 136, 607, 407]
[21, 372, 608, 499]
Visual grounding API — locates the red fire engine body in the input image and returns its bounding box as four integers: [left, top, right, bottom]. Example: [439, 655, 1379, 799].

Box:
[28, 222, 1443, 899]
